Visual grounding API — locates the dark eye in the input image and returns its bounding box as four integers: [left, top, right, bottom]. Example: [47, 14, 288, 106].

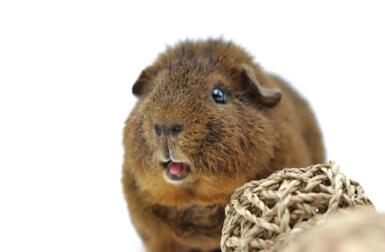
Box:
[212, 86, 228, 104]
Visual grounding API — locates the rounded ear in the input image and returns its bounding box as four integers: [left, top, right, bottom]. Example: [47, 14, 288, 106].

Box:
[240, 64, 282, 107]
[132, 66, 157, 97]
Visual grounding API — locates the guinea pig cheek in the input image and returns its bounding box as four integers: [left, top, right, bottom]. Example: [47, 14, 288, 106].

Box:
[163, 161, 191, 184]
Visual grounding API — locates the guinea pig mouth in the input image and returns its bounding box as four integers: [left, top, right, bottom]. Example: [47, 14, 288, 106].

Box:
[162, 161, 191, 183]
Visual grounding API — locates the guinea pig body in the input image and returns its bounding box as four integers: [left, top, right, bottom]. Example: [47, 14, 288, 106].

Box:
[122, 39, 325, 252]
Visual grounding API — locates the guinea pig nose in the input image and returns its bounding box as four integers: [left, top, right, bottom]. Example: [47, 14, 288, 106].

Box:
[154, 124, 162, 136]
[170, 124, 183, 136]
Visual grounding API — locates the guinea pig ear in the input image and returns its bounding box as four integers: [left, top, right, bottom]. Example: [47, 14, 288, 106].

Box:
[240, 64, 282, 107]
[132, 67, 156, 97]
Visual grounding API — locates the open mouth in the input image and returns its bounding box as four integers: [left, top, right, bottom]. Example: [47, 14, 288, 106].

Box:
[163, 161, 191, 182]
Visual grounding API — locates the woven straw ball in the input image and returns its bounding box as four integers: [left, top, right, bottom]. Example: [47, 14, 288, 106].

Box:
[281, 208, 385, 252]
[221, 162, 373, 252]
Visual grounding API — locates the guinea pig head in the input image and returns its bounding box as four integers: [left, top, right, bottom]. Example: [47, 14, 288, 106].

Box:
[124, 57, 282, 206]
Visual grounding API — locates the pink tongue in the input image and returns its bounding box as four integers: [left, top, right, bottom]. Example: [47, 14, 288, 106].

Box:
[169, 162, 185, 176]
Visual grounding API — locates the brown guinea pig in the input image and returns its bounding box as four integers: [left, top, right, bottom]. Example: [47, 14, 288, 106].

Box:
[122, 39, 325, 252]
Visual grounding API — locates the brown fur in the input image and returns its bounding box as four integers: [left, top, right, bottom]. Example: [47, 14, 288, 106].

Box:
[122, 39, 325, 252]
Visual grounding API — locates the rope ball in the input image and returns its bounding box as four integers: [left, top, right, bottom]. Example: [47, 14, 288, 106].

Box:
[221, 162, 373, 252]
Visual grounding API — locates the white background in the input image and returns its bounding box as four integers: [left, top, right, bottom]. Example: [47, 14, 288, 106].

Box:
[1, 1, 384, 251]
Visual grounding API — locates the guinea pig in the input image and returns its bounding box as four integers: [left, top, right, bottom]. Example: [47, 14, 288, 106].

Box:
[122, 39, 325, 252]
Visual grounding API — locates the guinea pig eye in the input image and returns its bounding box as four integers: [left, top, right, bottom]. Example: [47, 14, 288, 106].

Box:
[212, 86, 228, 104]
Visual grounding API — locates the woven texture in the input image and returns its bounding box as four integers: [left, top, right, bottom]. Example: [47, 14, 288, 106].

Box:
[221, 162, 373, 252]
